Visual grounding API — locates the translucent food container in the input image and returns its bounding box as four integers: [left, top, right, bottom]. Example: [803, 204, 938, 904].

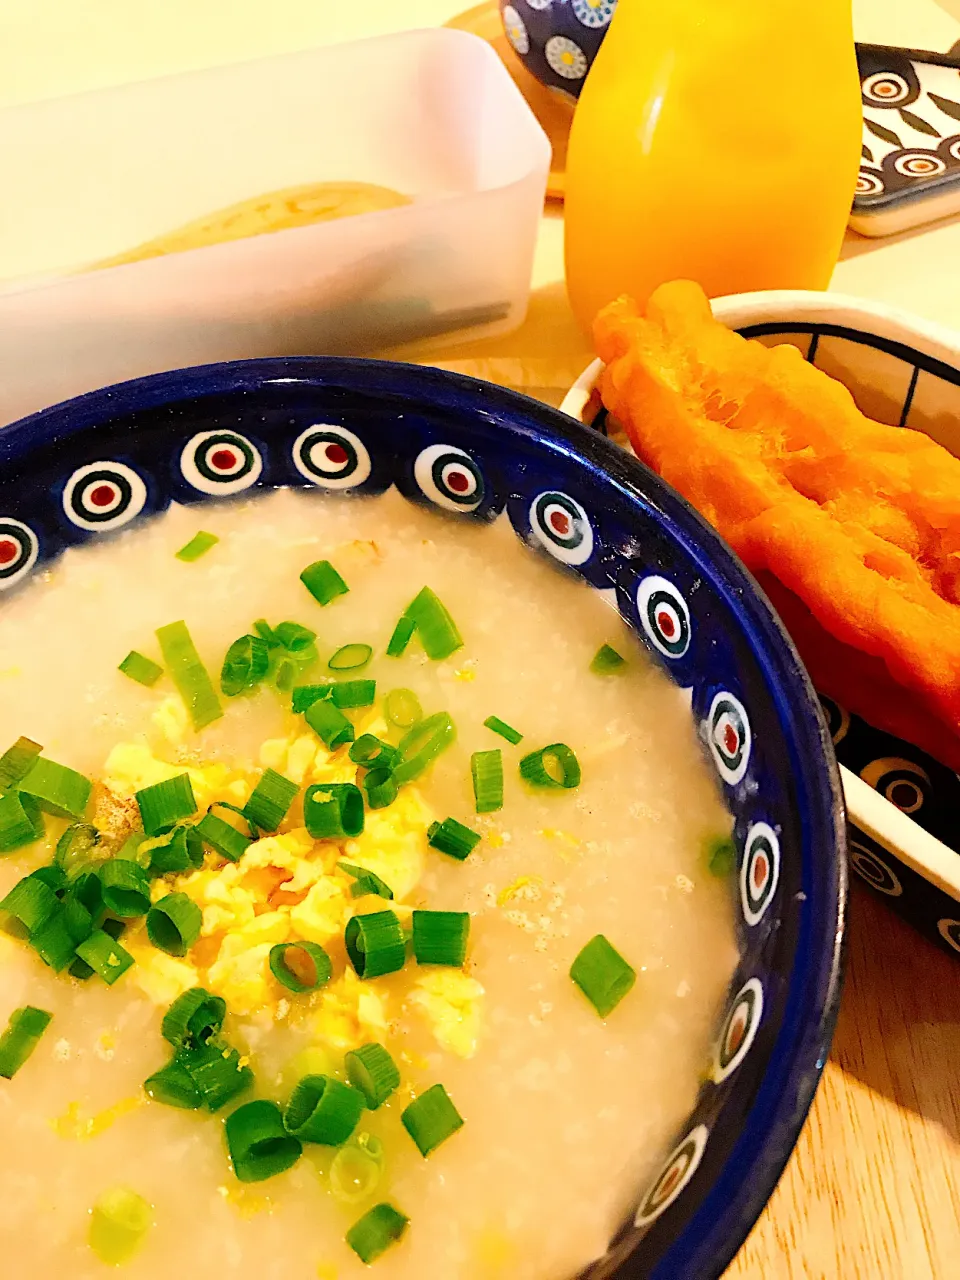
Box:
[0, 28, 550, 426]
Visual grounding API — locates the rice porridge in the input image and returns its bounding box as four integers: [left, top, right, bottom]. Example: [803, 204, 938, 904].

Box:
[0, 488, 738, 1278]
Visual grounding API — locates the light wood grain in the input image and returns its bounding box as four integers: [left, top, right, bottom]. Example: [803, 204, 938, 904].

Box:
[725, 884, 960, 1280]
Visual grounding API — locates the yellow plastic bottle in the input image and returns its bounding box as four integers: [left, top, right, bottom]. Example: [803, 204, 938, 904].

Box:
[564, 0, 863, 331]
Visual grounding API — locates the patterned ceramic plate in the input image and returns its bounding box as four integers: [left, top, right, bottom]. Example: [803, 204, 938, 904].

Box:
[853, 43, 960, 236]
[563, 289, 960, 963]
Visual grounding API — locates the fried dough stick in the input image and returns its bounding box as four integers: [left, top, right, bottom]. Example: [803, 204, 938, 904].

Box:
[595, 281, 960, 770]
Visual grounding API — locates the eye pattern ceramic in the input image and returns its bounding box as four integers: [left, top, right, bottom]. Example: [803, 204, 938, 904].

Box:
[498, 0, 616, 99]
[563, 288, 960, 965]
[853, 43, 960, 237]
[0, 357, 844, 1279]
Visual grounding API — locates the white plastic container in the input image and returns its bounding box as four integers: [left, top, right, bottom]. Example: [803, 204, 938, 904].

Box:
[0, 28, 550, 425]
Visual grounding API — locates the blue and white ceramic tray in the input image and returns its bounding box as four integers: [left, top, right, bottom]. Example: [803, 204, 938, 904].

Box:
[563, 290, 960, 962]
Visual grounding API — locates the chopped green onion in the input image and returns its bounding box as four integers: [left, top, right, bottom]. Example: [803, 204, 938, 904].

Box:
[70, 870, 104, 917]
[0, 1005, 52, 1078]
[412, 910, 469, 967]
[349, 735, 400, 770]
[303, 783, 364, 840]
[220, 634, 270, 697]
[274, 621, 318, 654]
[401, 1084, 464, 1157]
[345, 910, 406, 979]
[136, 773, 197, 836]
[330, 1133, 385, 1204]
[67, 907, 117, 978]
[175, 530, 219, 562]
[143, 824, 203, 875]
[427, 817, 480, 861]
[393, 711, 456, 785]
[118, 650, 164, 687]
[471, 749, 503, 814]
[519, 743, 581, 790]
[253, 618, 280, 647]
[332, 679, 377, 709]
[226, 1099, 303, 1182]
[346, 1202, 409, 1264]
[18, 757, 91, 820]
[156, 620, 223, 731]
[301, 560, 349, 606]
[304, 697, 355, 750]
[385, 615, 416, 658]
[244, 768, 298, 832]
[54, 822, 103, 879]
[291, 683, 334, 714]
[345, 1044, 400, 1110]
[161, 987, 226, 1049]
[328, 643, 373, 672]
[147, 893, 202, 956]
[143, 1058, 202, 1110]
[177, 1040, 253, 1111]
[31, 905, 86, 971]
[74, 929, 135, 985]
[28, 864, 67, 893]
[483, 715, 523, 745]
[88, 1187, 153, 1267]
[0, 875, 59, 935]
[98, 858, 151, 917]
[274, 659, 297, 691]
[269, 941, 332, 993]
[63, 893, 93, 940]
[0, 790, 44, 853]
[362, 767, 399, 810]
[284, 1074, 365, 1145]
[403, 587, 463, 661]
[591, 643, 627, 674]
[706, 835, 737, 877]
[0, 735, 42, 790]
[117, 831, 151, 867]
[570, 934, 636, 1017]
[339, 862, 394, 900]
[195, 811, 252, 863]
[384, 687, 422, 729]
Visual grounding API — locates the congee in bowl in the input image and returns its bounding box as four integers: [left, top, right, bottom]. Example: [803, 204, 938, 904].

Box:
[0, 360, 845, 1279]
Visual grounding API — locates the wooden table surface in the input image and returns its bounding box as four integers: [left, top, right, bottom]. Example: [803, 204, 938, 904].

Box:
[4, 1, 960, 1276]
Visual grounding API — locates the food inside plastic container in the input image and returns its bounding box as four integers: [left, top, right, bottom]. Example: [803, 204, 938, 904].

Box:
[86, 182, 411, 271]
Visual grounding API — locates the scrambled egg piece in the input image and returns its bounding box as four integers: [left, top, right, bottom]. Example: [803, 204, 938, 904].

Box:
[151, 696, 190, 747]
[125, 941, 197, 1006]
[340, 788, 433, 901]
[100, 720, 483, 1054]
[409, 970, 485, 1058]
[289, 878, 349, 946]
[314, 970, 390, 1050]
[103, 740, 248, 809]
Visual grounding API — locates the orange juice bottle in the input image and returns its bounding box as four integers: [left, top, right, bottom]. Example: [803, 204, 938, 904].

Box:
[564, 0, 862, 331]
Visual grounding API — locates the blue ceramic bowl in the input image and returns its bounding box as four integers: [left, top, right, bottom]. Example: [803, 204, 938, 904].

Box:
[499, 0, 615, 99]
[0, 358, 845, 1278]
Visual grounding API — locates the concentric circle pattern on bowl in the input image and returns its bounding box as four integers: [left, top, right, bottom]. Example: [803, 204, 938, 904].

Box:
[0, 357, 846, 1279]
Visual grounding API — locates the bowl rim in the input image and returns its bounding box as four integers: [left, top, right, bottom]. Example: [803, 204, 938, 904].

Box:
[2, 354, 847, 1280]
[560, 290, 960, 909]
